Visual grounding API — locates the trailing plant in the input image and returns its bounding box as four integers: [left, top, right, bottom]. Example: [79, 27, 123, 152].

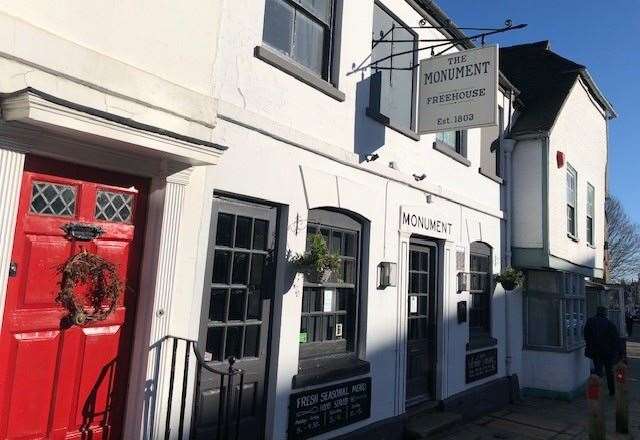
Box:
[291, 233, 341, 282]
[495, 266, 524, 291]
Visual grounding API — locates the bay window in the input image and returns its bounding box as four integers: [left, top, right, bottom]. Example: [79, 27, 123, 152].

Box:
[524, 270, 586, 351]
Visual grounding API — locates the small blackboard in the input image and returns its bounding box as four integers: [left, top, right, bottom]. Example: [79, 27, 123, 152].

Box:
[466, 348, 498, 383]
[288, 377, 371, 439]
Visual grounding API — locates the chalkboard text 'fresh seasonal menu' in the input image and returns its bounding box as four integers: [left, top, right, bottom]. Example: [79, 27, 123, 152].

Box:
[288, 377, 371, 439]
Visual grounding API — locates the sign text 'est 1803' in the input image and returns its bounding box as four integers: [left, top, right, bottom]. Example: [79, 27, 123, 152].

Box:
[418, 45, 499, 134]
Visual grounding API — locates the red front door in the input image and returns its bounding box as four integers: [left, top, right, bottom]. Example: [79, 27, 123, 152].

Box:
[0, 156, 148, 440]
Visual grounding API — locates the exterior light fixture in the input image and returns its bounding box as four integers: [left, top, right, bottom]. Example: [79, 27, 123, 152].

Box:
[425, 194, 433, 204]
[377, 262, 397, 289]
[413, 173, 426, 181]
[365, 153, 379, 162]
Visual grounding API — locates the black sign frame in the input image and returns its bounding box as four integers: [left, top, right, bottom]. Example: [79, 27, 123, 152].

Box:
[288, 377, 371, 439]
[465, 348, 498, 383]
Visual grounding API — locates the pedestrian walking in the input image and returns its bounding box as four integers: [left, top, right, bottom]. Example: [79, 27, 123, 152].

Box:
[584, 306, 622, 396]
[626, 311, 634, 337]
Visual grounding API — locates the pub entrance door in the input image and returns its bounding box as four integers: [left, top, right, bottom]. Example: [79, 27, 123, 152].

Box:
[194, 197, 277, 439]
[405, 240, 438, 406]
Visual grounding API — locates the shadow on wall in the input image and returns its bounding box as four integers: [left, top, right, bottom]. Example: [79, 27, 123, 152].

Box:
[354, 76, 386, 162]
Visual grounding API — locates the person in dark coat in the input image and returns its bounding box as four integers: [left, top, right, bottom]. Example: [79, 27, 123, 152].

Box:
[583, 306, 621, 396]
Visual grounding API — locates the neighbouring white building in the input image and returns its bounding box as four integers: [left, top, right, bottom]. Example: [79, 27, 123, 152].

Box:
[0, 2, 228, 440]
[501, 41, 617, 400]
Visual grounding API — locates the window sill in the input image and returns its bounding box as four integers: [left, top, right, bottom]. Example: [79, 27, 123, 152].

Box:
[433, 141, 471, 167]
[254, 45, 345, 102]
[293, 355, 370, 389]
[365, 108, 420, 141]
[567, 233, 579, 243]
[467, 336, 498, 351]
[478, 168, 504, 184]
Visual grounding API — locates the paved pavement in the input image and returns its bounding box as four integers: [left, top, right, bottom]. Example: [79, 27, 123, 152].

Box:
[434, 337, 640, 439]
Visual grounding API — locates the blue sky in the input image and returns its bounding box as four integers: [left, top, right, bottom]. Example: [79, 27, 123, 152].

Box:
[438, 0, 639, 222]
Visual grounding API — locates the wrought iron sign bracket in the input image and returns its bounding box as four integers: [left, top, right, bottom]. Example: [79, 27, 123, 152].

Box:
[351, 19, 527, 76]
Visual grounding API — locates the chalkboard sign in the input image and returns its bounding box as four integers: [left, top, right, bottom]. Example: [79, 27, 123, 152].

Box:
[466, 348, 497, 383]
[288, 377, 371, 439]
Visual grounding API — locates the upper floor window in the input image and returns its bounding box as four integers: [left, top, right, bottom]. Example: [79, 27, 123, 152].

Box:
[566, 164, 577, 238]
[436, 130, 467, 156]
[369, 1, 417, 132]
[587, 183, 595, 246]
[263, 0, 335, 80]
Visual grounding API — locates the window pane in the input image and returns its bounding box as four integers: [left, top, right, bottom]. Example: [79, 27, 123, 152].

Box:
[232, 252, 250, 284]
[344, 233, 356, 257]
[216, 213, 234, 246]
[228, 289, 246, 321]
[235, 216, 252, 249]
[247, 288, 262, 320]
[206, 327, 224, 361]
[527, 296, 561, 347]
[299, 0, 332, 23]
[436, 131, 457, 148]
[250, 254, 265, 287]
[263, 0, 294, 55]
[567, 205, 575, 235]
[225, 326, 244, 359]
[408, 318, 427, 340]
[209, 289, 227, 322]
[244, 325, 260, 357]
[292, 11, 325, 75]
[212, 250, 231, 284]
[253, 219, 268, 250]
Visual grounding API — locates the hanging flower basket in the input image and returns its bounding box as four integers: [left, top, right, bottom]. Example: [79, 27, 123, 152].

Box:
[495, 267, 524, 291]
[291, 233, 341, 284]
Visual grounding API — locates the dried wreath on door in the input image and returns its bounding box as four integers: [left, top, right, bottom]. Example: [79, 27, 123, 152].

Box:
[56, 250, 123, 325]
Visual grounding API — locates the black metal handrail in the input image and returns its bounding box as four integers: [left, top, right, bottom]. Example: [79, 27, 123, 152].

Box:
[161, 335, 244, 440]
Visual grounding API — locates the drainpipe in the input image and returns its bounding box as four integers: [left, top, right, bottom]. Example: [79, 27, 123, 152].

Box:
[502, 137, 516, 377]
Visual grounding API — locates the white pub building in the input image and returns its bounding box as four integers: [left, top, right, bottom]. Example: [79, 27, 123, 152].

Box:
[0, 1, 615, 440]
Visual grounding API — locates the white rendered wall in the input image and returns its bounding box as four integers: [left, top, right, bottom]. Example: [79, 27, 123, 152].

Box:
[548, 78, 607, 273]
[511, 139, 544, 249]
[0, 3, 221, 141]
[521, 349, 590, 395]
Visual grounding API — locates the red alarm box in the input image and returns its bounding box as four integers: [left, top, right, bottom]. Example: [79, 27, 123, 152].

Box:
[557, 151, 565, 168]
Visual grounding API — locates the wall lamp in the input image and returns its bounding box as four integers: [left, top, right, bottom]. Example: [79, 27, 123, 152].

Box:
[377, 262, 397, 289]
[413, 173, 426, 181]
[365, 153, 379, 162]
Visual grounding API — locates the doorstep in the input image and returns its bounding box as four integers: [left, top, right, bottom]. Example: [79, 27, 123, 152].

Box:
[406, 410, 463, 439]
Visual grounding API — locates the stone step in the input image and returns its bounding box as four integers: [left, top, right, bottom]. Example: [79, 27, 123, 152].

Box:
[406, 411, 463, 439]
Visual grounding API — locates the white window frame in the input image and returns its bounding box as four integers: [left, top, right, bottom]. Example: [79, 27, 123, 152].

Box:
[587, 183, 595, 246]
[566, 164, 578, 239]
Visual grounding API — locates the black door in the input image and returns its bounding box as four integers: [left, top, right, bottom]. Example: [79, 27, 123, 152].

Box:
[406, 241, 437, 405]
[195, 197, 277, 439]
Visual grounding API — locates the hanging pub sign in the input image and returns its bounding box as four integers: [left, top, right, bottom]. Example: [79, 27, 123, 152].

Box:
[418, 45, 499, 134]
